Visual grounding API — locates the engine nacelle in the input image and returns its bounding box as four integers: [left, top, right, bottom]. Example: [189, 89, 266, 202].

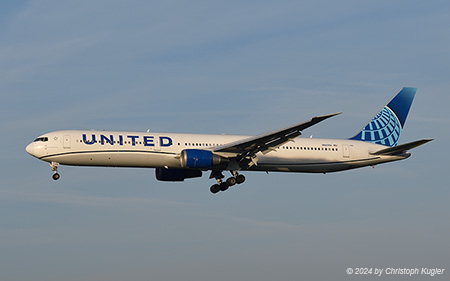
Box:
[180, 149, 229, 169]
[155, 168, 202, 181]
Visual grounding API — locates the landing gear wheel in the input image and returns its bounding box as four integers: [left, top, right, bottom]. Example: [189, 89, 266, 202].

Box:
[226, 177, 237, 186]
[50, 162, 60, 181]
[209, 171, 245, 193]
[219, 182, 229, 191]
[210, 184, 220, 194]
[236, 174, 245, 184]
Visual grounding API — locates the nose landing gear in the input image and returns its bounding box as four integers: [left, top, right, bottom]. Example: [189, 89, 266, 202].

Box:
[209, 170, 246, 194]
[50, 162, 60, 180]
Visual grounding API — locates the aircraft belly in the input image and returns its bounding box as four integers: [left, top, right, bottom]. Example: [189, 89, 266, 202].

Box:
[42, 150, 179, 168]
[252, 157, 384, 173]
[250, 162, 352, 173]
[146, 153, 180, 168]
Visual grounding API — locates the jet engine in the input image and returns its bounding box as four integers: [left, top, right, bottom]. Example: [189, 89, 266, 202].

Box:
[180, 149, 229, 169]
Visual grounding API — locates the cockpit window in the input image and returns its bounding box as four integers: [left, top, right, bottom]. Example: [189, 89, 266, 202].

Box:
[34, 137, 48, 142]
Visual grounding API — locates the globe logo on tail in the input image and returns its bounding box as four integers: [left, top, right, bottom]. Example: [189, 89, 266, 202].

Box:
[358, 106, 402, 147]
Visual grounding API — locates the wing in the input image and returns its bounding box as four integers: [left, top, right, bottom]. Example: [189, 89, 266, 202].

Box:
[213, 113, 341, 168]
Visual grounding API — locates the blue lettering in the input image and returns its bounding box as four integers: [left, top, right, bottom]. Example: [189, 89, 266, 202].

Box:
[160, 136, 173, 147]
[127, 135, 139, 146]
[81, 134, 172, 147]
[144, 136, 154, 146]
[100, 135, 114, 145]
[82, 134, 96, 145]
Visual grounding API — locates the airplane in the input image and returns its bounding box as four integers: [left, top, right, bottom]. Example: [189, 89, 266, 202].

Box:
[26, 87, 432, 194]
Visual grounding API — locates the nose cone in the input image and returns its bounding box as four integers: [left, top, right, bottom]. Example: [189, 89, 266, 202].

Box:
[26, 143, 34, 156]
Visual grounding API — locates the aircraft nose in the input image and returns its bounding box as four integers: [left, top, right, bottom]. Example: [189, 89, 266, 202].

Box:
[26, 143, 34, 156]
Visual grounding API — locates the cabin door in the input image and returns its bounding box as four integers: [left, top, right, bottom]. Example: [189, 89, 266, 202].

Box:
[343, 144, 350, 158]
[63, 135, 71, 149]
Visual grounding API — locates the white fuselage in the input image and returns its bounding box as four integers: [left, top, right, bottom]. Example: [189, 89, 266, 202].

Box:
[26, 130, 409, 173]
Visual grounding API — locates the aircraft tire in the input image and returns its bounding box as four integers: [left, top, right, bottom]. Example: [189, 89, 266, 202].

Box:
[52, 173, 60, 180]
[219, 182, 229, 191]
[210, 184, 220, 194]
[226, 177, 237, 186]
[236, 174, 245, 184]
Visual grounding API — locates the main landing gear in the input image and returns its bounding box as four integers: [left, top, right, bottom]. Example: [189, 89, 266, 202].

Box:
[50, 161, 60, 180]
[209, 171, 246, 194]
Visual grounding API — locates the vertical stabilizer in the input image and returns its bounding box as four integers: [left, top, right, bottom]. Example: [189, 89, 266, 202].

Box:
[349, 87, 416, 147]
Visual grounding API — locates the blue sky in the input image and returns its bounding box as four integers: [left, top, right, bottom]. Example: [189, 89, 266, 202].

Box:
[1, 1, 449, 280]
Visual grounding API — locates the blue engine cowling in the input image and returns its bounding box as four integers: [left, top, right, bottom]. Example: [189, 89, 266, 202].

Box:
[180, 149, 229, 169]
[155, 168, 202, 181]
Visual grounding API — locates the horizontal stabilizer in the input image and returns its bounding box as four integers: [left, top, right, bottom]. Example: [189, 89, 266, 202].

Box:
[370, 139, 433, 155]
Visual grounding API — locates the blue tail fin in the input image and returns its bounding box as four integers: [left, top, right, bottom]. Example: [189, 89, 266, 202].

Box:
[349, 87, 417, 147]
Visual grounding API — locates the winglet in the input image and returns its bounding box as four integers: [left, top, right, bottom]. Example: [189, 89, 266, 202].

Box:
[314, 112, 342, 120]
[307, 112, 342, 128]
